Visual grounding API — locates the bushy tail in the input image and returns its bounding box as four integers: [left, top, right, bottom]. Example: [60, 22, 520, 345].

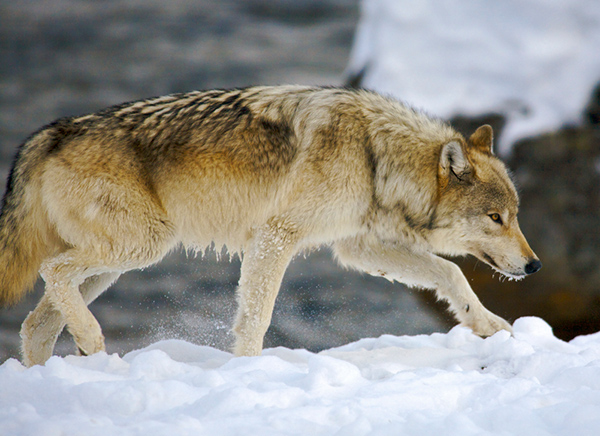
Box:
[0, 127, 62, 306]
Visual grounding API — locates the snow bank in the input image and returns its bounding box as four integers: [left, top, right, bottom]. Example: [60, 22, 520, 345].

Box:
[2, 317, 600, 435]
[347, 0, 600, 153]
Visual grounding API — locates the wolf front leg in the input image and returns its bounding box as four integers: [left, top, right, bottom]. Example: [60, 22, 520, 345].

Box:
[334, 237, 512, 337]
[233, 221, 300, 356]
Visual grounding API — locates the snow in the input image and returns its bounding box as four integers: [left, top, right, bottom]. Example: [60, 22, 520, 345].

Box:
[2, 317, 600, 435]
[346, 0, 600, 153]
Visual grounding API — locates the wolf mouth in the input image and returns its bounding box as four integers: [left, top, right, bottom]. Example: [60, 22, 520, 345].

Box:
[482, 252, 498, 269]
[482, 252, 526, 280]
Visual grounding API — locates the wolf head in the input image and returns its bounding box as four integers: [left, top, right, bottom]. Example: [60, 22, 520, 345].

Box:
[431, 125, 541, 279]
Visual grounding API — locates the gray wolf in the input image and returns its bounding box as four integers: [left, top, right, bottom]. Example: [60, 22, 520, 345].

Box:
[0, 86, 541, 366]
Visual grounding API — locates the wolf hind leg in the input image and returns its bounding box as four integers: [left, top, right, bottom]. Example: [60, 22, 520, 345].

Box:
[20, 271, 122, 366]
[21, 294, 66, 367]
[25, 165, 178, 366]
[36, 251, 114, 363]
[80, 272, 121, 305]
[28, 240, 169, 366]
[334, 237, 512, 337]
[73, 272, 121, 356]
[232, 220, 301, 357]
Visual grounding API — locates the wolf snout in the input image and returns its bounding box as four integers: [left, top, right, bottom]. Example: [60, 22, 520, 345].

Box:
[524, 259, 542, 275]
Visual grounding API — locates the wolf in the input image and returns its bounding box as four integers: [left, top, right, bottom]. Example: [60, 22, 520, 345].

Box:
[0, 86, 541, 366]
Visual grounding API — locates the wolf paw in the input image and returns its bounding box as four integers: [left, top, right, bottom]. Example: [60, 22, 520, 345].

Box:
[464, 310, 513, 337]
[73, 332, 106, 357]
[69, 316, 106, 357]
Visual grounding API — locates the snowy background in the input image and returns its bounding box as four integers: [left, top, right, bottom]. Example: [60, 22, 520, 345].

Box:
[1, 0, 600, 434]
[347, 0, 600, 154]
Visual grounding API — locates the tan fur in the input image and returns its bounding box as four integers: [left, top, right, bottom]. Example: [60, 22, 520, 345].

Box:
[0, 86, 540, 366]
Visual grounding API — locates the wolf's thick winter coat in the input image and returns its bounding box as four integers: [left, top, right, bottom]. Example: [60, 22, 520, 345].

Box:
[0, 86, 541, 366]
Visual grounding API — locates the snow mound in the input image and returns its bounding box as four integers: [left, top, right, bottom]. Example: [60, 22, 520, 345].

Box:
[347, 0, 600, 153]
[2, 317, 600, 435]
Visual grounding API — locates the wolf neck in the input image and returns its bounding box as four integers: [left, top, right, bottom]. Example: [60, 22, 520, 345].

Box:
[360, 93, 459, 244]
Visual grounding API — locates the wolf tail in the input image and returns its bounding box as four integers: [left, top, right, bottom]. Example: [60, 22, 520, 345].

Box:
[0, 125, 63, 306]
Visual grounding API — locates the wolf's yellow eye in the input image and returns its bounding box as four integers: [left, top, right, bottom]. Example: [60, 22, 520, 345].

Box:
[489, 213, 502, 224]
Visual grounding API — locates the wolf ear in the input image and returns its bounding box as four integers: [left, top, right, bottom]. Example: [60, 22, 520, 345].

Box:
[469, 124, 494, 155]
[439, 140, 472, 186]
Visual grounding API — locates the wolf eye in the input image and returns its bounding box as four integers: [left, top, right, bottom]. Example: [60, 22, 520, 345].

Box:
[489, 213, 503, 224]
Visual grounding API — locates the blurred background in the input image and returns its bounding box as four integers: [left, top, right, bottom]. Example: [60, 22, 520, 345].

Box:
[0, 0, 598, 362]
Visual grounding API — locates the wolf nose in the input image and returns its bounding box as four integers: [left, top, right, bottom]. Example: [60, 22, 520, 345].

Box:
[524, 259, 542, 275]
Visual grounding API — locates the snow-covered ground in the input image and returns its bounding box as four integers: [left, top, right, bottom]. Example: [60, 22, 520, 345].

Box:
[347, 0, 600, 153]
[2, 317, 600, 435]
